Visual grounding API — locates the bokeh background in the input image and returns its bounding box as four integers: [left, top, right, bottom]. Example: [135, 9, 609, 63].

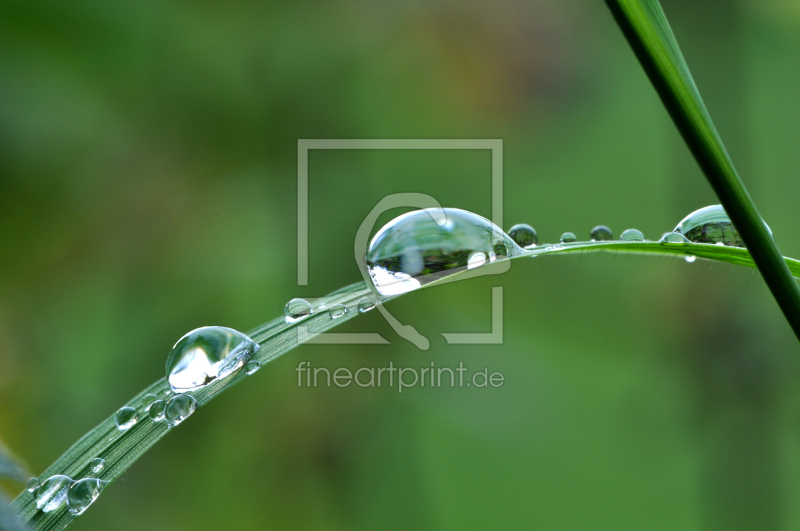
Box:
[2, 0, 800, 529]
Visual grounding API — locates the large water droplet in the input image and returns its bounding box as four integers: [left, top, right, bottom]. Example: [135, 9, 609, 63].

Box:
[165, 326, 258, 393]
[674, 204, 745, 247]
[358, 297, 376, 313]
[560, 232, 577, 243]
[245, 360, 261, 375]
[284, 298, 312, 323]
[26, 477, 39, 493]
[35, 475, 73, 512]
[90, 458, 105, 474]
[365, 208, 523, 296]
[507, 223, 537, 248]
[148, 400, 166, 422]
[328, 304, 347, 319]
[590, 225, 613, 241]
[115, 407, 138, 431]
[660, 232, 691, 245]
[67, 478, 107, 516]
[620, 228, 644, 241]
[165, 394, 197, 426]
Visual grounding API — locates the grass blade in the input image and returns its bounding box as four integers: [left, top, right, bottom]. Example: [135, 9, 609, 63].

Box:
[604, 0, 800, 340]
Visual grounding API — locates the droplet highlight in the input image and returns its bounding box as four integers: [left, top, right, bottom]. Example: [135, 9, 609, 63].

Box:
[358, 297, 376, 313]
[67, 478, 107, 516]
[284, 298, 312, 323]
[507, 223, 538, 248]
[620, 228, 644, 241]
[115, 407, 138, 431]
[685, 255, 697, 263]
[35, 475, 73, 513]
[165, 394, 197, 426]
[365, 208, 522, 296]
[560, 232, 577, 243]
[674, 204, 747, 247]
[328, 304, 348, 319]
[165, 326, 258, 393]
[90, 458, 105, 474]
[245, 360, 261, 375]
[590, 225, 613, 241]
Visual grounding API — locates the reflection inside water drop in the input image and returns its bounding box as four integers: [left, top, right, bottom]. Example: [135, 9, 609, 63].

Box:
[115, 407, 138, 431]
[660, 232, 691, 245]
[365, 208, 523, 296]
[165, 394, 197, 426]
[560, 232, 577, 243]
[590, 225, 613, 241]
[507, 223, 537, 248]
[284, 298, 312, 323]
[35, 475, 73, 512]
[67, 478, 107, 516]
[674, 204, 745, 247]
[90, 458, 105, 474]
[620, 228, 644, 241]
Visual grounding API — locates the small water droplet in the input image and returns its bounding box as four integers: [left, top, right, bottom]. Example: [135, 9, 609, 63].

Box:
[620, 228, 644, 241]
[284, 298, 312, 323]
[467, 252, 487, 269]
[148, 400, 166, 422]
[674, 204, 748, 247]
[26, 477, 39, 493]
[358, 297, 376, 313]
[685, 255, 696, 263]
[35, 475, 74, 512]
[660, 232, 691, 245]
[590, 225, 613, 241]
[67, 478, 107, 516]
[141, 393, 158, 410]
[245, 360, 261, 375]
[507, 223, 537, 248]
[365, 208, 523, 296]
[115, 407, 138, 431]
[165, 326, 258, 393]
[560, 232, 577, 243]
[328, 304, 348, 319]
[165, 394, 197, 426]
[90, 458, 105, 474]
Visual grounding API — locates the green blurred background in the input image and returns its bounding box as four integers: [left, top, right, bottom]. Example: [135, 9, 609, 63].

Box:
[2, 0, 800, 529]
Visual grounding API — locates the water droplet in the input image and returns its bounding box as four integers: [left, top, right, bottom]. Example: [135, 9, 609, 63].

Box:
[165, 394, 197, 426]
[284, 298, 312, 323]
[620, 228, 644, 241]
[26, 477, 39, 493]
[660, 232, 691, 245]
[245, 360, 261, 375]
[328, 304, 348, 319]
[89, 458, 105, 474]
[148, 400, 166, 422]
[67, 478, 107, 516]
[685, 255, 696, 263]
[590, 225, 613, 241]
[507, 223, 537, 248]
[560, 232, 577, 243]
[35, 475, 73, 512]
[365, 208, 523, 296]
[166, 326, 258, 393]
[467, 252, 487, 269]
[715, 242, 725, 246]
[674, 204, 746, 247]
[141, 393, 158, 410]
[115, 407, 138, 431]
[358, 297, 376, 313]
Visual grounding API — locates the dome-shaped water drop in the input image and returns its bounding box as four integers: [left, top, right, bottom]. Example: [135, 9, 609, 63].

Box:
[620, 228, 644, 241]
[35, 475, 74, 512]
[365, 208, 523, 296]
[165, 326, 258, 393]
[560, 232, 577, 243]
[67, 478, 107, 516]
[673, 204, 748, 247]
[507, 223, 537, 248]
[660, 232, 691, 245]
[590, 225, 613, 241]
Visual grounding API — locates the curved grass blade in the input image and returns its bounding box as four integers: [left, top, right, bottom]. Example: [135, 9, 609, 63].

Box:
[9, 240, 799, 530]
[604, 0, 800, 340]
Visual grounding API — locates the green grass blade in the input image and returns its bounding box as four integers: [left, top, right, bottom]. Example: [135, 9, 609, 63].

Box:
[604, 0, 800, 340]
[9, 240, 799, 530]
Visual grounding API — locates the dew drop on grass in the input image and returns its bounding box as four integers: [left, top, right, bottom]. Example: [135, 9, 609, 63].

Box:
[365, 208, 523, 296]
[358, 297, 376, 313]
[660, 232, 691, 245]
[115, 407, 138, 431]
[90, 458, 105, 474]
[165, 326, 258, 393]
[245, 360, 261, 375]
[329, 304, 347, 319]
[284, 298, 312, 323]
[620, 228, 644, 241]
[148, 400, 166, 422]
[141, 393, 158, 410]
[590, 225, 613, 241]
[674, 204, 747, 247]
[507, 223, 537, 248]
[165, 394, 197, 426]
[67, 478, 107, 516]
[560, 232, 577, 243]
[685, 255, 697, 263]
[26, 477, 39, 493]
[35, 475, 73, 512]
